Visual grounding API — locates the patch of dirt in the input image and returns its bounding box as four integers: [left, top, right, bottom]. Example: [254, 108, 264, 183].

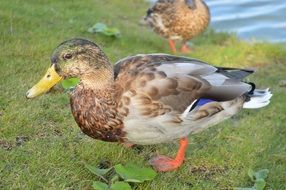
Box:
[35, 126, 64, 139]
[0, 139, 13, 150]
[279, 80, 286, 87]
[15, 136, 30, 146]
[189, 165, 227, 180]
[53, 129, 63, 136]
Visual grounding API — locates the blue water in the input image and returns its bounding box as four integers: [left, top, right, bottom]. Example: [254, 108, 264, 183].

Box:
[148, 0, 286, 43]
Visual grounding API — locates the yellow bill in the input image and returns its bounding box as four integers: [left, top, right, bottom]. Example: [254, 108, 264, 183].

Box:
[26, 64, 62, 99]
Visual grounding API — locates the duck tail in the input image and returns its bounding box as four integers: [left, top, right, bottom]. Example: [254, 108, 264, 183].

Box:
[243, 88, 272, 109]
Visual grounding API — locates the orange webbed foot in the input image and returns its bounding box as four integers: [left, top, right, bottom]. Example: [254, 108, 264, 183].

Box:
[180, 43, 192, 53]
[149, 155, 184, 172]
[149, 138, 188, 172]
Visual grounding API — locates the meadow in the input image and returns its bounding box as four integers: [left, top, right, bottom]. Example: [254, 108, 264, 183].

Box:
[0, 0, 286, 189]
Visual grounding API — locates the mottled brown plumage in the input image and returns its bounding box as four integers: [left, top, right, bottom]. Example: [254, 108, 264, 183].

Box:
[145, 0, 210, 52]
[70, 84, 125, 142]
[26, 39, 272, 172]
[114, 54, 210, 117]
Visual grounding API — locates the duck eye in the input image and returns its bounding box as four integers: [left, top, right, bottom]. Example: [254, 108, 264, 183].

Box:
[63, 53, 72, 60]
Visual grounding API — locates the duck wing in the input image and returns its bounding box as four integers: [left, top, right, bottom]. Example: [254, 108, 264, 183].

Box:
[114, 54, 252, 119]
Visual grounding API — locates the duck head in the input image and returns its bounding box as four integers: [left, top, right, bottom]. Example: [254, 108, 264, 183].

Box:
[184, 0, 197, 9]
[26, 38, 113, 98]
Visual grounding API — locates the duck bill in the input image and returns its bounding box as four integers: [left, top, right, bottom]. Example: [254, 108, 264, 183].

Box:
[26, 64, 62, 99]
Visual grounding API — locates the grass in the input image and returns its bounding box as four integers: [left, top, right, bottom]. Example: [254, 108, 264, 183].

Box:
[0, 0, 286, 189]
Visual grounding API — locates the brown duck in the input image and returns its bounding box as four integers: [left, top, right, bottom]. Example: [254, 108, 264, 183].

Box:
[26, 39, 272, 172]
[144, 0, 210, 53]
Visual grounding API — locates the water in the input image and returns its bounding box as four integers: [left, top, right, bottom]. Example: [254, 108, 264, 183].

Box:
[147, 0, 286, 43]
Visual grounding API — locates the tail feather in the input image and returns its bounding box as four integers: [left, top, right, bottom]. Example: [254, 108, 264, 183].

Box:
[217, 67, 254, 80]
[243, 88, 272, 109]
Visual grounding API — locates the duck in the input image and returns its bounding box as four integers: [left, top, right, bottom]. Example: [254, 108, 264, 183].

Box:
[26, 38, 272, 172]
[144, 0, 210, 53]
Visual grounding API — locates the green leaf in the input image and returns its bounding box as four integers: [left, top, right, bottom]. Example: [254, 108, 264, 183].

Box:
[87, 22, 121, 38]
[94, 23, 108, 32]
[85, 164, 112, 182]
[61, 78, 80, 90]
[92, 181, 109, 190]
[247, 169, 255, 181]
[254, 169, 269, 180]
[114, 164, 156, 183]
[111, 181, 132, 190]
[88, 23, 107, 33]
[254, 179, 266, 190]
[103, 28, 121, 37]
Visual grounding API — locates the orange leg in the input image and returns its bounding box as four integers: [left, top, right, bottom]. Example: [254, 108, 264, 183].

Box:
[149, 138, 188, 172]
[168, 39, 177, 54]
[180, 43, 192, 53]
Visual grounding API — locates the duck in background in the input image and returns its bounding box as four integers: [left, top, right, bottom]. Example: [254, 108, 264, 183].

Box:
[144, 0, 210, 53]
[26, 39, 272, 172]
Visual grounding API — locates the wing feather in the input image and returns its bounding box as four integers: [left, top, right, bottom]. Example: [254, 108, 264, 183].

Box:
[114, 54, 252, 120]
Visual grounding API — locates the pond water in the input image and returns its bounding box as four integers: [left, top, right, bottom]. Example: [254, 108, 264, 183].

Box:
[147, 0, 286, 43]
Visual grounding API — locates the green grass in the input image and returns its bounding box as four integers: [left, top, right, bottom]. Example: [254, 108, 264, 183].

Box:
[1, 0, 286, 189]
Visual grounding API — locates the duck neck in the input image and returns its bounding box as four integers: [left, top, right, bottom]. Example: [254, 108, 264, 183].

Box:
[80, 67, 114, 90]
[70, 79, 124, 142]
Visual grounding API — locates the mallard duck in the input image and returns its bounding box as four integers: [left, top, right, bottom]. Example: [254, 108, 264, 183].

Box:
[26, 38, 272, 172]
[144, 0, 210, 53]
